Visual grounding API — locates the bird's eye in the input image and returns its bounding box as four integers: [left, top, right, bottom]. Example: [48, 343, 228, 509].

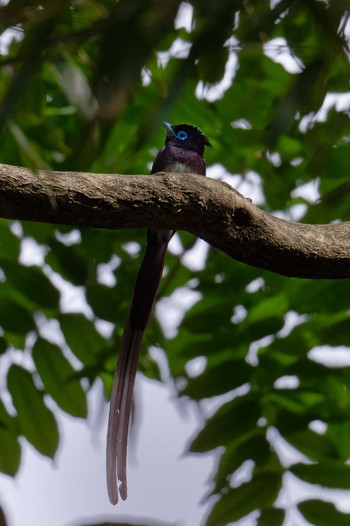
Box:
[177, 130, 188, 141]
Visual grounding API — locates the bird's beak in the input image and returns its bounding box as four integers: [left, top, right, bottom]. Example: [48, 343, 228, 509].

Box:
[163, 121, 175, 137]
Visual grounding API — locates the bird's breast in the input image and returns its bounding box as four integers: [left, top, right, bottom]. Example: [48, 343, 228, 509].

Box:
[151, 145, 206, 176]
[166, 161, 194, 173]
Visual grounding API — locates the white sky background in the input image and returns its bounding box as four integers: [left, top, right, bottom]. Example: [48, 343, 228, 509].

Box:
[0, 3, 350, 526]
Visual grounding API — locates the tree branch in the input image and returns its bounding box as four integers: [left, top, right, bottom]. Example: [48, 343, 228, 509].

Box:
[0, 162, 349, 279]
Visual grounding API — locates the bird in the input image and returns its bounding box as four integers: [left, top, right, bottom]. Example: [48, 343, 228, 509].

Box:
[106, 122, 211, 504]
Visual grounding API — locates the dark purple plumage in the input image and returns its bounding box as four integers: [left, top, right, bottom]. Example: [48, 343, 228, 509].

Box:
[106, 123, 210, 504]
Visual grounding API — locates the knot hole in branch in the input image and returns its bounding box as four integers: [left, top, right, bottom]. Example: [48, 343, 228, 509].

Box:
[233, 207, 252, 227]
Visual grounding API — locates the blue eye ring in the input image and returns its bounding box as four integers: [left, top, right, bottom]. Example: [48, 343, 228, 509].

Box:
[177, 130, 188, 141]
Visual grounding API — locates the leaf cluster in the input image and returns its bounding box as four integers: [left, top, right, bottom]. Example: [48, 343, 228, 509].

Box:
[0, 1, 349, 525]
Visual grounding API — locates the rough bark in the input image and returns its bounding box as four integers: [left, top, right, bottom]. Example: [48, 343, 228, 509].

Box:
[0, 162, 349, 279]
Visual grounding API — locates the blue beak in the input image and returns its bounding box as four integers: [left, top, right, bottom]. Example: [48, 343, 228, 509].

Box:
[163, 121, 175, 136]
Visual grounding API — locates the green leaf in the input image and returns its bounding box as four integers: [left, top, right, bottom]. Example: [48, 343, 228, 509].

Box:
[21, 222, 55, 244]
[258, 507, 285, 526]
[268, 389, 325, 415]
[298, 499, 350, 526]
[326, 422, 350, 459]
[59, 313, 108, 366]
[0, 220, 20, 260]
[0, 337, 7, 355]
[190, 394, 261, 452]
[0, 295, 35, 333]
[7, 365, 59, 457]
[86, 283, 121, 322]
[246, 294, 288, 324]
[0, 397, 21, 476]
[290, 460, 350, 489]
[32, 337, 87, 418]
[51, 59, 98, 121]
[3, 331, 26, 351]
[214, 434, 273, 492]
[1, 261, 60, 309]
[8, 120, 51, 169]
[0, 427, 21, 476]
[284, 429, 338, 462]
[206, 473, 281, 526]
[46, 239, 89, 286]
[182, 358, 252, 400]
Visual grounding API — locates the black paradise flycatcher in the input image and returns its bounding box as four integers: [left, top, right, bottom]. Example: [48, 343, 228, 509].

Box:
[106, 122, 211, 504]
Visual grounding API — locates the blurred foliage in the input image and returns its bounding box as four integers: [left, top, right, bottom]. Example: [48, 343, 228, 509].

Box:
[0, 1, 349, 525]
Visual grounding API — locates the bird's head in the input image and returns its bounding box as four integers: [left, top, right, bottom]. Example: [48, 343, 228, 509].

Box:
[163, 122, 211, 156]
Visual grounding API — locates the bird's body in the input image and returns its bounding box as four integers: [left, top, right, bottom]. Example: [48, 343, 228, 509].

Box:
[106, 123, 211, 504]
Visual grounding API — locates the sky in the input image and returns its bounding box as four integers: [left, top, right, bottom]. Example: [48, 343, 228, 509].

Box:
[0, 377, 216, 526]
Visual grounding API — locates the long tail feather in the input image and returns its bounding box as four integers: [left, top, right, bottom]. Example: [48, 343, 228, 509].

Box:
[106, 229, 172, 504]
